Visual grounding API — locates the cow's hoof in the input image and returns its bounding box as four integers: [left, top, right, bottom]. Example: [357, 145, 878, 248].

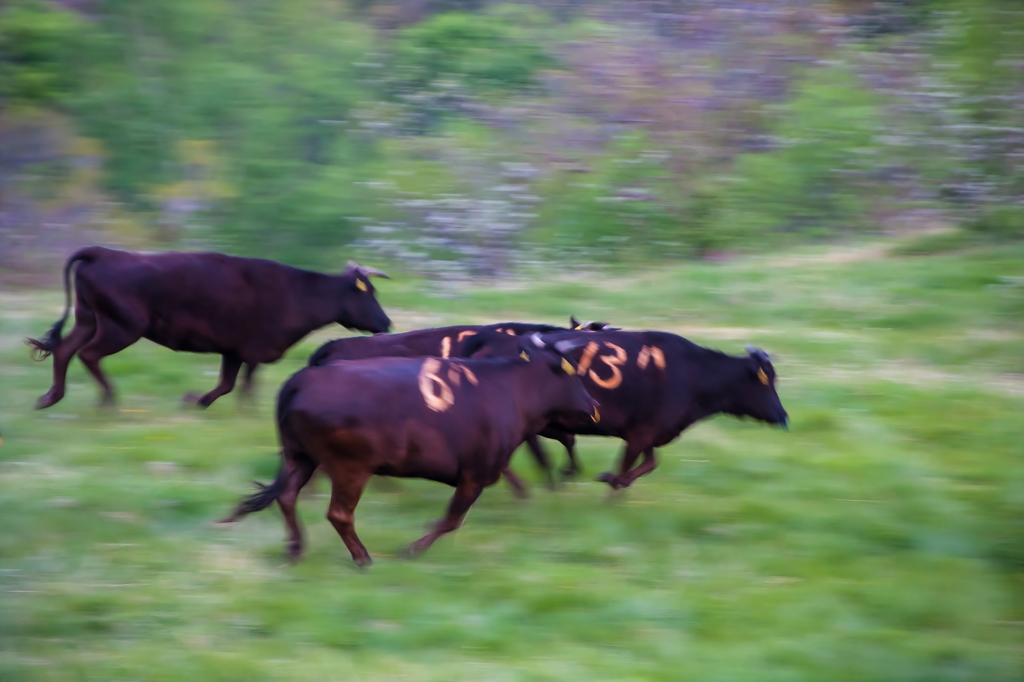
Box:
[99, 394, 116, 409]
[353, 555, 373, 569]
[561, 467, 580, 479]
[34, 391, 61, 410]
[403, 539, 431, 559]
[287, 543, 304, 562]
[596, 471, 615, 484]
[181, 392, 202, 405]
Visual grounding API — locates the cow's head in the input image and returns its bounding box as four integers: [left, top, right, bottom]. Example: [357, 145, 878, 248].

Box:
[569, 316, 620, 331]
[519, 333, 600, 424]
[735, 346, 788, 429]
[338, 261, 392, 334]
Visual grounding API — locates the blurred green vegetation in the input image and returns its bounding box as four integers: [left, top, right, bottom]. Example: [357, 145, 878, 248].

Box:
[1, 242, 1022, 679]
[1, 0, 1021, 272]
[0, 0, 80, 103]
[393, 10, 553, 93]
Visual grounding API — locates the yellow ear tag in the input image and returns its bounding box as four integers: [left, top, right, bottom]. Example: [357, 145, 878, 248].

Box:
[561, 357, 576, 375]
[757, 367, 769, 385]
[520, 350, 530, 362]
[356, 279, 368, 292]
[574, 324, 583, 330]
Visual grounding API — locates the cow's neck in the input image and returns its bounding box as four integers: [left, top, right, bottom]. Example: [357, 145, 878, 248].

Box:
[689, 351, 747, 422]
[514, 364, 569, 434]
[292, 273, 346, 332]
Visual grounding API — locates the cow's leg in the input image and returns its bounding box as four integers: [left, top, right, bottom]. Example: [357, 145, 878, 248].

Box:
[597, 440, 647, 490]
[190, 353, 242, 408]
[405, 475, 484, 558]
[324, 467, 373, 567]
[539, 427, 580, 478]
[240, 362, 259, 399]
[76, 315, 142, 407]
[557, 433, 581, 478]
[615, 447, 658, 489]
[501, 467, 529, 499]
[524, 435, 557, 490]
[35, 306, 97, 410]
[276, 454, 318, 560]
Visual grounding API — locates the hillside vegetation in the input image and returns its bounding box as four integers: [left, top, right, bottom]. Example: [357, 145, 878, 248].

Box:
[1, 0, 1022, 279]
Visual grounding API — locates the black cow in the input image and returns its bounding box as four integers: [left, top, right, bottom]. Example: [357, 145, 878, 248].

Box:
[27, 247, 391, 409]
[462, 330, 789, 489]
[222, 335, 598, 566]
[306, 316, 616, 495]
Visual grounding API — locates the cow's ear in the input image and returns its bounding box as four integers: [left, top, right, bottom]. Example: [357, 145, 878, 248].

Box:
[746, 344, 771, 362]
[570, 316, 582, 330]
[746, 356, 770, 385]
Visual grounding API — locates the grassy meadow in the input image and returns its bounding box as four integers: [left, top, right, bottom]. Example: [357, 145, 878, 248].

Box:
[1, 241, 1022, 681]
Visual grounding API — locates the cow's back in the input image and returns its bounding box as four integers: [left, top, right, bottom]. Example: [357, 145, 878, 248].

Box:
[76, 250, 303, 354]
[309, 322, 570, 366]
[309, 326, 463, 365]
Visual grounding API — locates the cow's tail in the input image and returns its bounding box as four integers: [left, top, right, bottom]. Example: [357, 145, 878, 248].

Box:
[221, 377, 305, 523]
[220, 459, 288, 523]
[26, 248, 95, 361]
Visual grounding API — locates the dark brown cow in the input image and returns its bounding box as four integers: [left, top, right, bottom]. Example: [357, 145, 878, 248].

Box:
[461, 330, 789, 489]
[306, 316, 616, 495]
[222, 335, 598, 566]
[27, 247, 391, 409]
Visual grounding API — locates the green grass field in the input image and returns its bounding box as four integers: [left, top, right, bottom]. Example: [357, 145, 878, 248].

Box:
[1, 242, 1022, 681]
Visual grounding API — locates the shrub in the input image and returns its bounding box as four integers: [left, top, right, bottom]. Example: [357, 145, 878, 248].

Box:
[0, 0, 82, 104]
[393, 11, 553, 92]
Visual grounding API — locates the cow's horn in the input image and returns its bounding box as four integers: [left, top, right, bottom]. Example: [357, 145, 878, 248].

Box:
[360, 265, 391, 279]
[531, 333, 546, 348]
[554, 338, 588, 354]
[344, 261, 391, 280]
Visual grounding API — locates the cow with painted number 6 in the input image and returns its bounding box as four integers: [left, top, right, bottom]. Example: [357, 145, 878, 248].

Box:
[459, 330, 789, 490]
[305, 316, 617, 496]
[221, 334, 599, 567]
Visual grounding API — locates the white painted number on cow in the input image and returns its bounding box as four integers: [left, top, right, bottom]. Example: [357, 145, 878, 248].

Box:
[419, 358, 454, 412]
[576, 341, 627, 389]
[589, 342, 627, 389]
[637, 345, 666, 371]
[419, 358, 478, 412]
[576, 342, 666, 390]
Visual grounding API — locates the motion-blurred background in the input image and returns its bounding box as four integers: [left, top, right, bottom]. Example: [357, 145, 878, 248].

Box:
[2, 0, 1022, 279]
[0, 1, 1022, 680]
